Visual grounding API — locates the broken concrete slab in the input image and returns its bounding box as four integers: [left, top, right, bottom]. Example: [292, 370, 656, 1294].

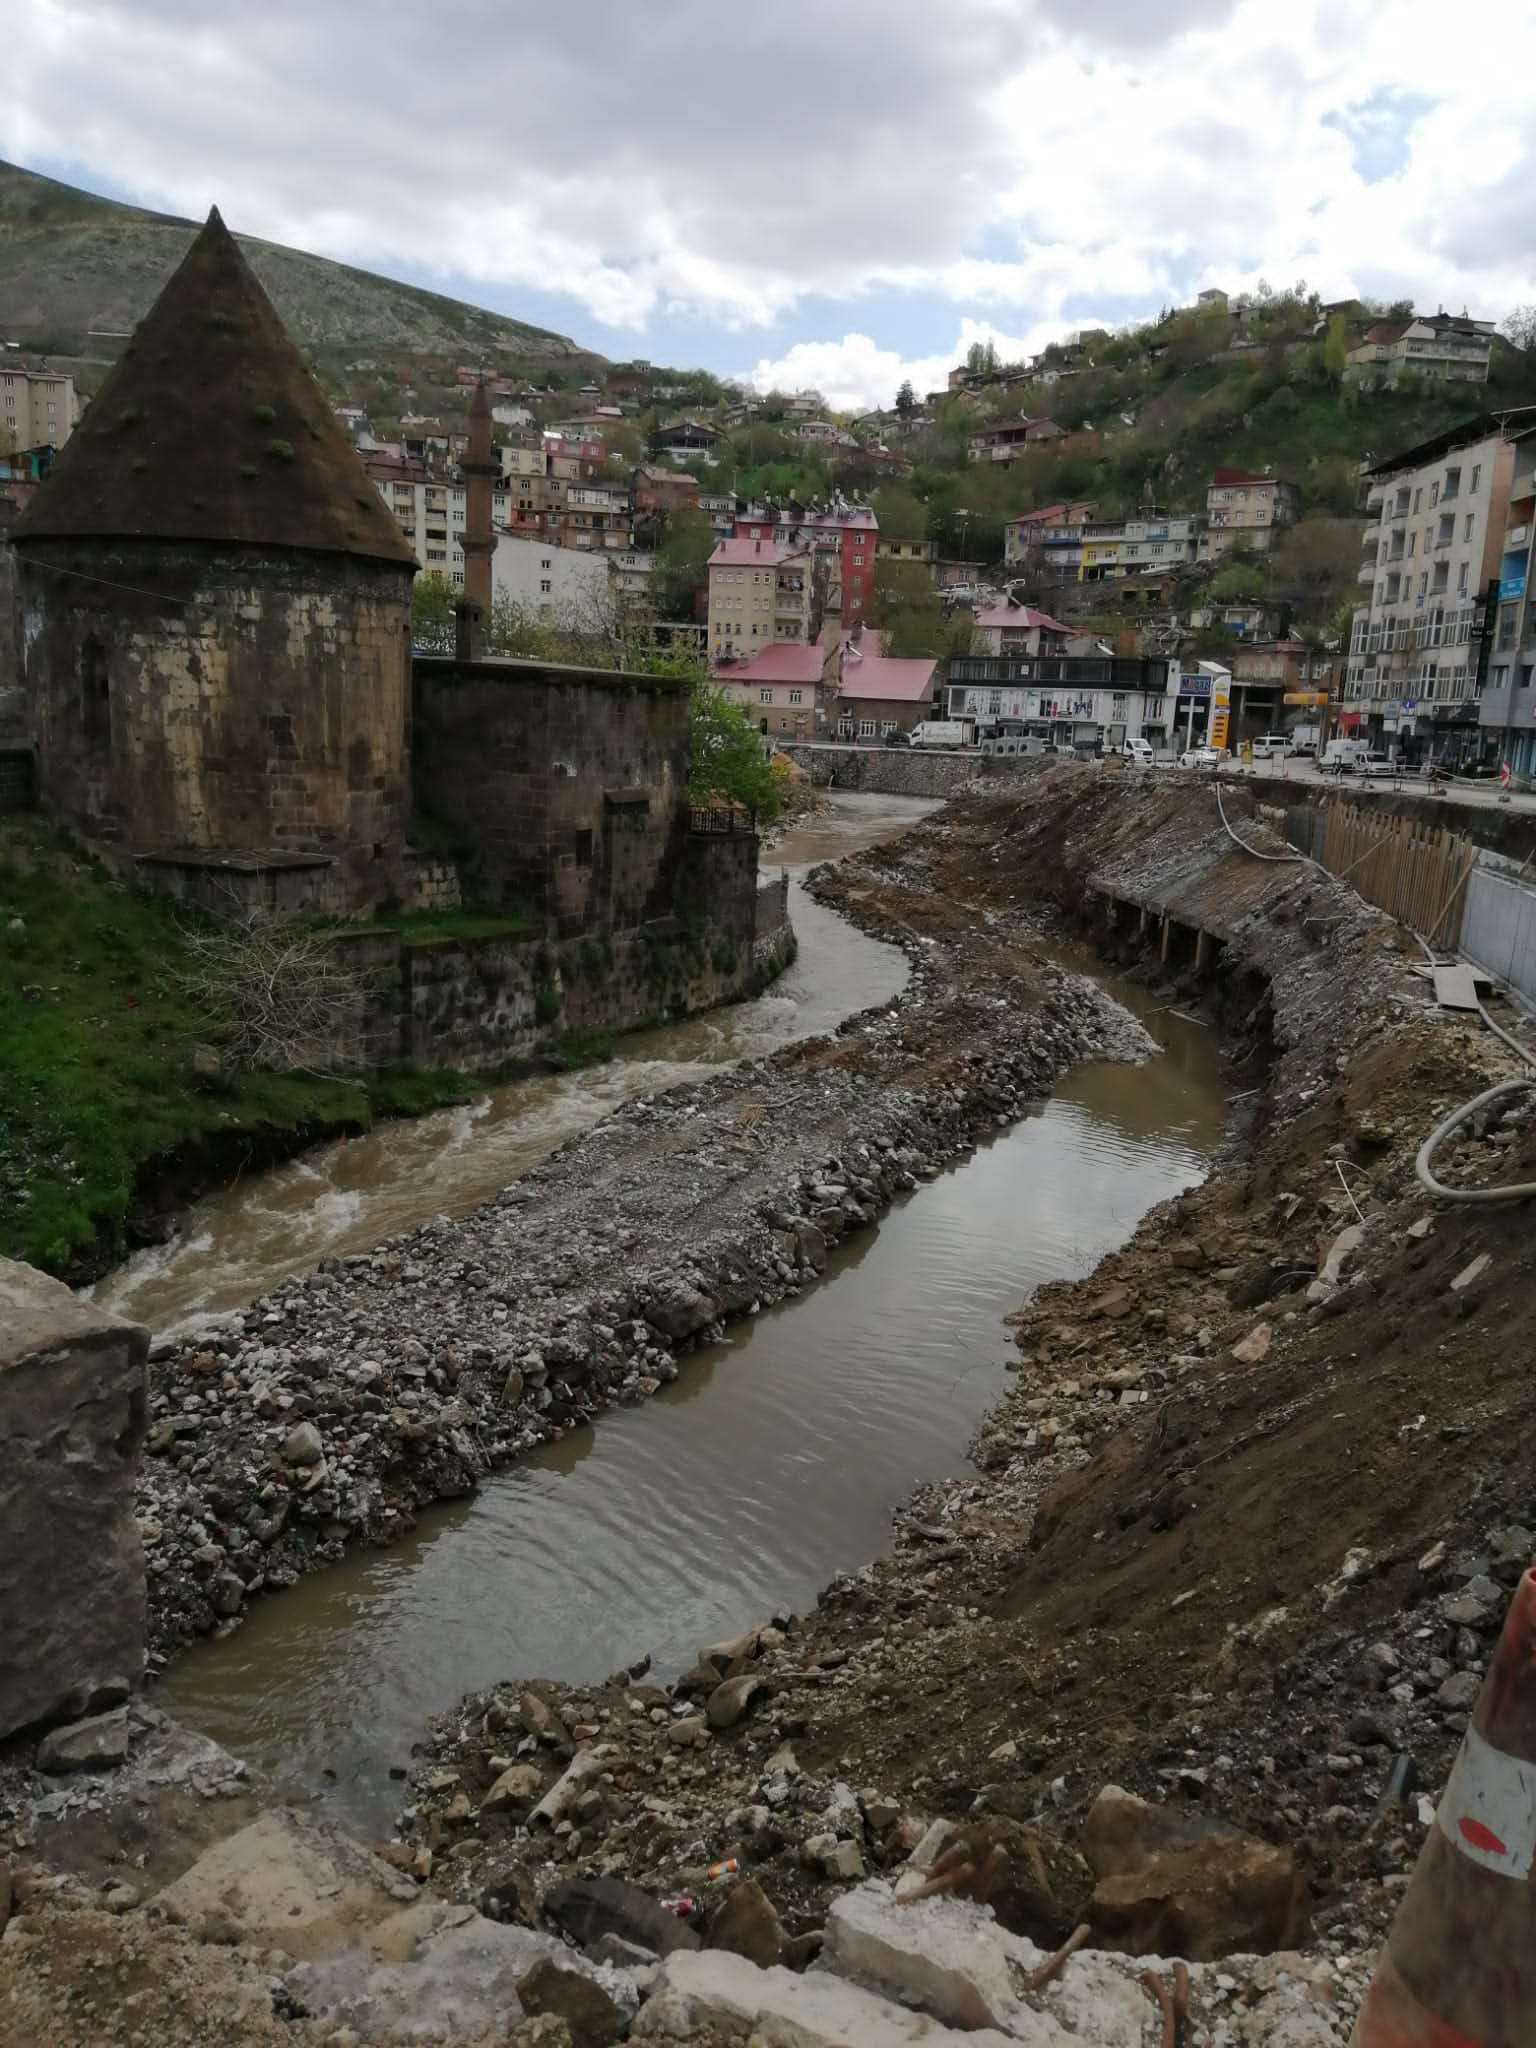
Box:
[0, 1260, 148, 1740]
[630, 1945, 1029, 2045]
[283, 1897, 631, 2045]
[152, 1807, 416, 1958]
[1450, 1253, 1492, 1293]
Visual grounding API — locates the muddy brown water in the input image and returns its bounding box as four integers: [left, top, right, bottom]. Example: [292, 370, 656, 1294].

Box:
[133, 795, 1230, 1836]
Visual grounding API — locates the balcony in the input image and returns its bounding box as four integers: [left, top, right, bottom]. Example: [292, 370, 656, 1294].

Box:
[1362, 523, 1382, 548]
[1358, 563, 1377, 583]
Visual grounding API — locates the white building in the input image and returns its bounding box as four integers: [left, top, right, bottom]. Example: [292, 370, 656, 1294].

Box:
[1344, 415, 1521, 751]
[0, 361, 81, 451]
[492, 531, 613, 622]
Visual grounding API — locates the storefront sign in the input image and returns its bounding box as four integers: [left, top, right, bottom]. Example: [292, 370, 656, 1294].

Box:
[1177, 673, 1211, 697]
[1283, 690, 1328, 706]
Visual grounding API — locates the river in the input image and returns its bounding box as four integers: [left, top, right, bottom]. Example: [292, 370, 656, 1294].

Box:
[134, 794, 1229, 1836]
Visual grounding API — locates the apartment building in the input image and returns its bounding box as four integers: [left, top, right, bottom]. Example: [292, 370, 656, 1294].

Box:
[967, 417, 1065, 465]
[1344, 413, 1523, 756]
[1345, 312, 1495, 389]
[1199, 467, 1299, 559]
[945, 651, 1178, 751]
[491, 530, 614, 622]
[375, 473, 524, 585]
[1118, 510, 1204, 571]
[0, 362, 80, 452]
[556, 479, 633, 551]
[1003, 502, 1095, 570]
[730, 501, 878, 621]
[1477, 418, 1536, 774]
[706, 536, 819, 661]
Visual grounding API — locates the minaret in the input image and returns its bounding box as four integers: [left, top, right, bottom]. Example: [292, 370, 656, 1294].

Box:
[457, 372, 497, 658]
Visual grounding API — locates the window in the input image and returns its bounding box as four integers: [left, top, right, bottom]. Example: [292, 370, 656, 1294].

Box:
[1430, 482, 1439, 507]
[1418, 571, 1428, 599]
[541, 557, 552, 569]
[788, 688, 803, 705]
[1472, 464, 1482, 492]
[1444, 467, 1461, 501]
[539, 577, 552, 593]
[1458, 561, 1469, 598]
[882, 721, 898, 737]
[1413, 488, 1422, 512]
[759, 688, 774, 704]
[857, 719, 876, 737]
[853, 553, 864, 566]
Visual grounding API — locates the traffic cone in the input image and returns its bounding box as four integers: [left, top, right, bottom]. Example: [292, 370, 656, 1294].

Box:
[1350, 1565, 1536, 2045]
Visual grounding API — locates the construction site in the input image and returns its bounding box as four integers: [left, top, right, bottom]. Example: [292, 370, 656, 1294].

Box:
[5, 764, 1536, 2045]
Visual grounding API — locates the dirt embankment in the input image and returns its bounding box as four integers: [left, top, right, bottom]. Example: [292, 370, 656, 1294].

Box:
[399, 773, 1536, 1962]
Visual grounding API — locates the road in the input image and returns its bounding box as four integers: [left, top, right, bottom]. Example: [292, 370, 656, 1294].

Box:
[1219, 755, 1536, 816]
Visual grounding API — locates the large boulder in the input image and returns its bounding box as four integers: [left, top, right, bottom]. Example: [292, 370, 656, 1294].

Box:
[1082, 1785, 1308, 1960]
[0, 1261, 148, 1739]
[706, 1877, 785, 1967]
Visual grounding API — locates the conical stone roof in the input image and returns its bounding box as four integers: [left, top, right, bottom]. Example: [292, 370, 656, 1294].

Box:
[14, 208, 416, 567]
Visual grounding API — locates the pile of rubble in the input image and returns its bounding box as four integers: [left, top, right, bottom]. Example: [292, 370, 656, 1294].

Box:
[0, 1705, 1369, 2046]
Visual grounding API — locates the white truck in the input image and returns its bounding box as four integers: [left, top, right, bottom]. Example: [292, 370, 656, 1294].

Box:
[1321, 738, 1371, 775]
[908, 720, 968, 750]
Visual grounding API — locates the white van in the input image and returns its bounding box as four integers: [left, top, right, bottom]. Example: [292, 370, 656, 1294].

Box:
[1123, 736, 1155, 766]
[909, 720, 967, 750]
[1321, 738, 1370, 775]
[1250, 734, 1291, 760]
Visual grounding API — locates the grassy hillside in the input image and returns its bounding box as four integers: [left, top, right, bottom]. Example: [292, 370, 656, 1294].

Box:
[0, 819, 475, 1279]
[0, 159, 593, 379]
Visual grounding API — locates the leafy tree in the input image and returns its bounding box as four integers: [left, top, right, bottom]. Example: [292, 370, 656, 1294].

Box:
[1209, 559, 1268, 602]
[1322, 311, 1350, 382]
[1502, 307, 1536, 354]
[1185, 622, 1239, 659]
[410, 574, 456, 648]
[869, 483, 926, 542]
[964, 339, 1000, 379]
[652, 505, 715, 618]
[895, 379, 917, 419]
[688, 687, 780, 818]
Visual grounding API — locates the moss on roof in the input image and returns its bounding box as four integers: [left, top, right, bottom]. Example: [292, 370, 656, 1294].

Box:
[13, 208, 416, 568]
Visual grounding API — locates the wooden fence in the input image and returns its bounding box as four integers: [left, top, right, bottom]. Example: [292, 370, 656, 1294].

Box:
[1286, 801, 1476, 948]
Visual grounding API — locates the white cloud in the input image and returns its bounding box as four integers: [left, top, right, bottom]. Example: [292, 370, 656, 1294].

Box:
[5, 0, 1536, 361]
[743, 322, 1051, 413]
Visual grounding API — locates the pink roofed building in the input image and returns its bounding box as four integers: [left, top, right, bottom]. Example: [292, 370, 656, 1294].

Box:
[972, 603, 1072, 656]
[706, 534, 822, 660]
[711, 639, 831, 741]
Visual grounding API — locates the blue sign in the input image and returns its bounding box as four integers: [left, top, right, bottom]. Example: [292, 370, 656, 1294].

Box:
[1501, 570, 1528, 603]
[1177, 674, 1212, 697]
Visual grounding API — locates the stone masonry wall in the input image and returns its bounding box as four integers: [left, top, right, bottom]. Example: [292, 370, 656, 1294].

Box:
[0, 1259, 149, 1738]
[783, 743, 1037, 798]
[411, 657, 691, 934]
[16, 539, 413, 912]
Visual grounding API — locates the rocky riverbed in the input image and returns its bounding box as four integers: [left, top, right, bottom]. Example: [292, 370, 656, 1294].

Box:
[136, 843, 1153, 1665]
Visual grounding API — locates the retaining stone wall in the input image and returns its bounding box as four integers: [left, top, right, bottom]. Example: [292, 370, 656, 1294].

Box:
[783, 744, 1038, 798]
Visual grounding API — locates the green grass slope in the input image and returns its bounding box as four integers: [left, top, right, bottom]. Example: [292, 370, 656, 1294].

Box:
[0, 820, 470, 1279]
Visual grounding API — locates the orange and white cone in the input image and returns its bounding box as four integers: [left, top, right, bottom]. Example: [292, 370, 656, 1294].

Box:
[1350, 1564, 1536, 2045]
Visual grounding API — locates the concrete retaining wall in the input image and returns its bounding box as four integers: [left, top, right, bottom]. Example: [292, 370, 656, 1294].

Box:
[782, 744, 1039, 798]
[0, 1260, 149, 1736]
[1463, 859, 1536, 1008]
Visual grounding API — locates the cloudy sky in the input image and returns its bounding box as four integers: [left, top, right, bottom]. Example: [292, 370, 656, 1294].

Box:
[6, 0, 1535, 409]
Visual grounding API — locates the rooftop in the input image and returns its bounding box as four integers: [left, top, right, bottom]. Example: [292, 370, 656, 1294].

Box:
[975, 604, 1072, 633]
[709, 536, 807, 568]
[835, 649, 937, 702]
[1210, 466, 1280, 489]
[713, 644, 826, 685]
[14, 209, 415, 567]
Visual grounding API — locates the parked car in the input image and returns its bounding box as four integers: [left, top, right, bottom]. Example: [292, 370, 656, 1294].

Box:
[883, 728, 912, 747]
[1179, 744, 1224, 769]
[1355, 751, 1397, 778]
[1452, 758, 1500, 779]
[1123, 736, 1156, 766]
[1250, 734, 1291, 760]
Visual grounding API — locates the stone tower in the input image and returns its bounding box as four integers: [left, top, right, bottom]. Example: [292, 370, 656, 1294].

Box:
[456, 373, 497, 658]
[11, 208, 418, 913]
